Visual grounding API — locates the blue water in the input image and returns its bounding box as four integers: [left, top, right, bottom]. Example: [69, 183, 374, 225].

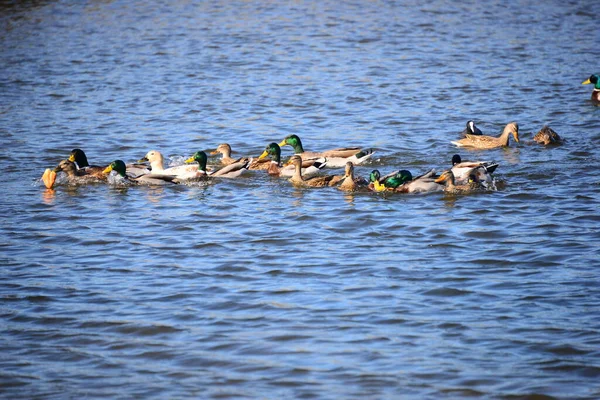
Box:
[1, 1, 600, 399]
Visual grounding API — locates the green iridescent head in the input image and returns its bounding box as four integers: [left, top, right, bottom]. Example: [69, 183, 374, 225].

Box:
[384, 170, 412, 188]
[258, 143, 281, 163]
[369, 170, 381, 183]
[103, 160, 127, 177]
[582, 74, 600, 89]
[185, 151, 208, 172]
[278, 134, 304, 153]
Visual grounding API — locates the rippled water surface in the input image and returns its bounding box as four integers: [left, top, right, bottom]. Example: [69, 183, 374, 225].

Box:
[2, 1, 600, 399]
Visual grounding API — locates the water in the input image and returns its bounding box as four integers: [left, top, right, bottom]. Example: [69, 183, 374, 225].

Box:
[2, 0, 600, 398]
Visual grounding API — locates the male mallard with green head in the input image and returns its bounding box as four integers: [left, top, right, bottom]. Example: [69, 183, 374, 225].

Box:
[582, 74, 600, 105]
[278, 134, 374, 167]
[103, 160, 180, 186]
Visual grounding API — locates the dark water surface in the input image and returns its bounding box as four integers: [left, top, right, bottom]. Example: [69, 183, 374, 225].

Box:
[2, 1, 600, 399]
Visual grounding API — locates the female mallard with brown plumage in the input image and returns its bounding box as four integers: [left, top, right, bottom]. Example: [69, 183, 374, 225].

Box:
[210, 143, 270, 170]
[42, 159, 106, 188]
[288, 155, 338, 187]
[337, 162, 369, 192]
[582, 74, 600, 105]
[533, 126, 562, 145]
[434, 170, 487, 194]
[452, 122, 519, 149]
[278, 134, 374, 167]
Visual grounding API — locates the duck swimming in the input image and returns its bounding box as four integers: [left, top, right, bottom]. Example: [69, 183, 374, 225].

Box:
[451, 154, 498, 188]
[287, 155, 338, 187]
[582, 74, 600, 105]
[182, 151, 250, 180]
[103, 160, 180, 186]
[68, 148, 108, 179]
[258, 142, 326, 178]
[139, 150, 200, 178]
[434, 169, 487, 194]
[43, 159, 105, 188]
[278, 134, 374, 167]
[452, 122, 519, 149]
[533, 126, 562, 145]
[369, 169, 413, 191]
[211, 143, 270, 170]
[372, 169, 442, 193]
[337, 162, 369, 192]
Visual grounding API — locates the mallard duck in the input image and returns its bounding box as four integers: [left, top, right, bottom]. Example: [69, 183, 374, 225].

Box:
[533, 126, 562, 145]
[139, 150, 199, 177]
[181, 151, 250, 180]
[258, 142, 326, 177]
[103, 160, 179, 185]
[337, 162, 369, 192]
[288, 155, 338, 187]
[68, 148, 108, 179]
[210, 143, 236, 165]
[459, 120, 483, 137]
[368, 169, 412, 191]
[451, 154, 498, 187]
[210, 143, 271, 170]
[372, 169, 443, 193]
[40, 159, 102, 188]
[278, 134, 374, 167]
[582, 74, 600, 105]
[451, 122, 519, 149]
[69, 148, 149, 178]
[434, 170, 486, 194]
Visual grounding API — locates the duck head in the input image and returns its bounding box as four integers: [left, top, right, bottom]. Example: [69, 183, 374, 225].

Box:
[185, 151, 208, 172]
[278, 134, 304, 153]
[582, 74, 600, 89]
[69, 148, 90, 168]
[103, 160, 127, 177]
[258, 142, 281, 163]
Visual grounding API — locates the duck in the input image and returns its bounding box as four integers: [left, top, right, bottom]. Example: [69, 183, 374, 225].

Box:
[288, 155, 338, 187]
[41, 159, 104, 188]
[459, 120, 483, 137]
[278, 134, 374, 167]
[337, 162, 369, 192]
[533, 126, 562, 145]
[372, 169, 443, 193]
[210, 143, 271, 170]
[434, 170, 486, 194]
[451, 154, 498, 188]
[451, 122, 519, 149]
[181, 151, 250, 180]
[68, 148, 108, 179]
[258, 142, 327, 177]
[582, 74, 600, 105]
[69, 148, 150, 178]
[139, 150, 199, 177]
[103, 160, 180, 185]
[368, 169, 413, 191]
[210, 143, 237, 165]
